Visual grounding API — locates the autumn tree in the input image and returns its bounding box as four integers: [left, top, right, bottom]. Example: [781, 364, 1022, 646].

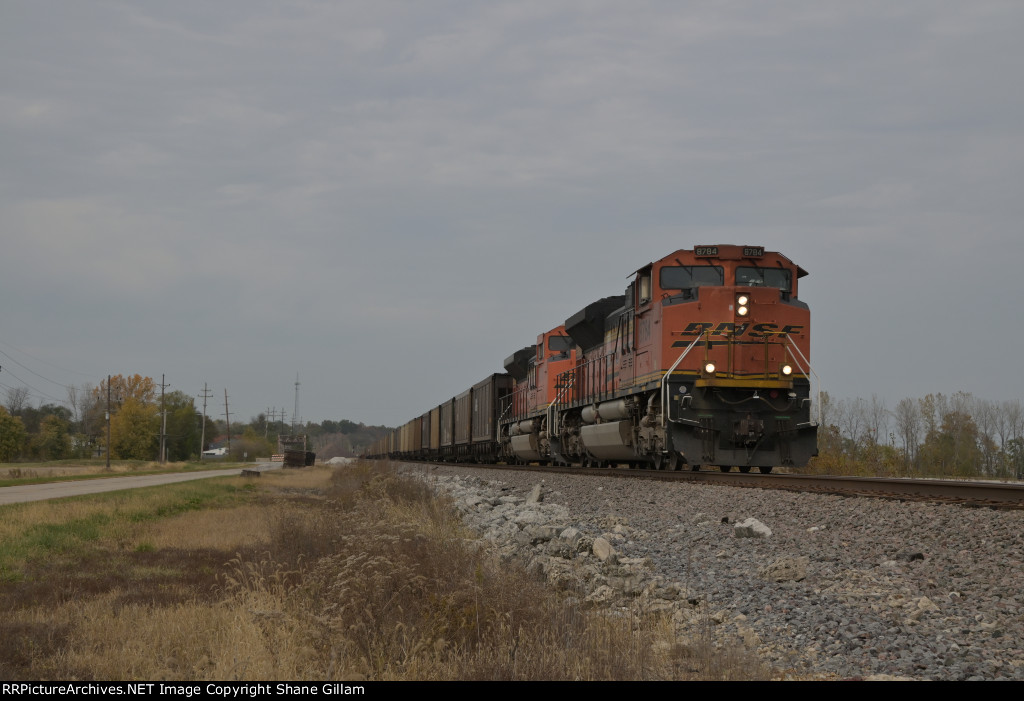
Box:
[34, 415, 72, 460]
[109, 398, 159, 460]
[89, 374, 159, 460]
[162, 390, 204, 461]
[95, 374, 156, 405]
[0, 407, 27, 461]
[918, 408, 983, 477]
[17, 403, 71, 436]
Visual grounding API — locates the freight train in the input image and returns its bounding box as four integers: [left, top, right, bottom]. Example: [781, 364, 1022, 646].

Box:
[367, 245, 819, 473]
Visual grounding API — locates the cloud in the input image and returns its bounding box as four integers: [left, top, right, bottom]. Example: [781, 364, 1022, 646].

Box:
[2, 1, 1023, 425]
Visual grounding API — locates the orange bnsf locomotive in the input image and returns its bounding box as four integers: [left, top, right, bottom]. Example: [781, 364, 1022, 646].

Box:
[368, 245, 818, 472]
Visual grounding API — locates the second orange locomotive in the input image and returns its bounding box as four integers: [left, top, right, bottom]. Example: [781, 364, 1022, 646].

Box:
[370, 244, 818, 472]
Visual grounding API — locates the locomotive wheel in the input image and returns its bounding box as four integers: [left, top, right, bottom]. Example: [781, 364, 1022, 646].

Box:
[690, 463, 701, 472]
[652, 454, 665, 470]
[759, 466, 773, 474]
[719, 465, 733, 473]
[739, 466, 752, 473]
[667, 452, 683, 471]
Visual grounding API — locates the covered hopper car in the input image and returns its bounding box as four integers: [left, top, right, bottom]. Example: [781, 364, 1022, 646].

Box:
[367, 245, 818, 472]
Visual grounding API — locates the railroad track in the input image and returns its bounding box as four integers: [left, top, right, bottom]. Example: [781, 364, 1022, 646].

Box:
[412, 461, 1024, 510]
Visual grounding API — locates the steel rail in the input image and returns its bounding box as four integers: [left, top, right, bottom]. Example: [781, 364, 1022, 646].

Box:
[402, 460, 1024, 509]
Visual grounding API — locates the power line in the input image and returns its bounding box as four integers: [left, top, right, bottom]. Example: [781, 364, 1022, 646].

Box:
[0, 383, 59, 409]
[0, 335, 94, 380]
[0, 339, 96, 379]
[0, 348, 79, 393]
[0, 365, 66, 404]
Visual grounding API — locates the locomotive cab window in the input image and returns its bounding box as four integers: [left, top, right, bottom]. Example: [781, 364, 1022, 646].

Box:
[548, 334, 572, 359]
[736, 266, 791, 291]
[548, 335, 572, 352]
[636, 267, 652, 306]
[660, 265, 724, 290]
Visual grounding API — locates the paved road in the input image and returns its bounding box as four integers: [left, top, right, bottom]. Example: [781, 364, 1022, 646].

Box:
[0, 463, 283, 505]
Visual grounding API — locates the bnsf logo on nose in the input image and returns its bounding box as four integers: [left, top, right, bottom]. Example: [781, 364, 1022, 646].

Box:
[680, 322, 804, 337]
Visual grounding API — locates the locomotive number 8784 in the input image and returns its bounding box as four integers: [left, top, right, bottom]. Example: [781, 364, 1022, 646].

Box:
[369, 245, 819, 473]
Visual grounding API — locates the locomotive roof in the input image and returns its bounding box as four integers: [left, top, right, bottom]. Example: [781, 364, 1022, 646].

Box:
[631, 246, 808, 279]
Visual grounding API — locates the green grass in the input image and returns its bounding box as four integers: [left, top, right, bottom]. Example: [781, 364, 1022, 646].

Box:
[0, 479, 255, 583]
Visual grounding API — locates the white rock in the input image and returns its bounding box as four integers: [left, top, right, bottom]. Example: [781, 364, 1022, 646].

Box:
[734, 517, 772, 538]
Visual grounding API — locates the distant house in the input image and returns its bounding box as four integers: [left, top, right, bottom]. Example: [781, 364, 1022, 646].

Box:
[202, 447, 228, 457]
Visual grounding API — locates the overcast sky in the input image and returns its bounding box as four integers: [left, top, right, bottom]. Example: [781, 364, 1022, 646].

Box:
[2, 1, 1022, 428]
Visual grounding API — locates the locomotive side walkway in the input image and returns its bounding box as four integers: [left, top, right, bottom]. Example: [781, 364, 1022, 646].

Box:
[0, 463, 282, 506]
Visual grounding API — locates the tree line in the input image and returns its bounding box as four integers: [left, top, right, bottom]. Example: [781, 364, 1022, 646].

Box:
[811, 391, 1024, 478]
[0, 374, 390, 463]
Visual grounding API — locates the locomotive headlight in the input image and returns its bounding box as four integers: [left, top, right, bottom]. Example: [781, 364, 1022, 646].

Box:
[704, 363, 716, 375]
[737, 294, 749, 306]
[781, 364, 793, 376]
[737, 304, 749, 316]
[736, 294, 750, 316]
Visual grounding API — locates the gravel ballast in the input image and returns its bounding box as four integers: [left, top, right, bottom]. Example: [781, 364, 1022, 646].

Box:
[407, 464, 1024, 681]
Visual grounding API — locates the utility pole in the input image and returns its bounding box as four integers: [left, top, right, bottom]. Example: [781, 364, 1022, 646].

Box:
[159, 374, 169, 464]
[106, 375, 111, 470]
[224, 389, 232, 456]
[292, 373, 301, 432]
[199, 383, 213, 459]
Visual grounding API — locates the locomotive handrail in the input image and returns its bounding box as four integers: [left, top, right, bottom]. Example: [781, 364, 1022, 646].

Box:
[574, 352, 614, 406]
[496, 396, 515, 442]
[547, 370, 577, 440]
[660, 333, 705, 428]
[552, 370, 576, 407]
[786, 340, 821, 425]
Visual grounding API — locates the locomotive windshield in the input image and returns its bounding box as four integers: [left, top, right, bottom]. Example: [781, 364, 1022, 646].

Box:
[736, 266, 791, 291]
[548, 335, 573, 352]
[660, 265, 724, 289]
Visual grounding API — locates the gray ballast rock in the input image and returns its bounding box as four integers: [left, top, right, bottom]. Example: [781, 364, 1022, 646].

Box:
[406, 464, 1024, 681]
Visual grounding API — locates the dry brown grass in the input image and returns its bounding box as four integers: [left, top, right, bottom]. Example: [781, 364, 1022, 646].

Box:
[133, 505, 275, 551]
[0, 462, 771, 681]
